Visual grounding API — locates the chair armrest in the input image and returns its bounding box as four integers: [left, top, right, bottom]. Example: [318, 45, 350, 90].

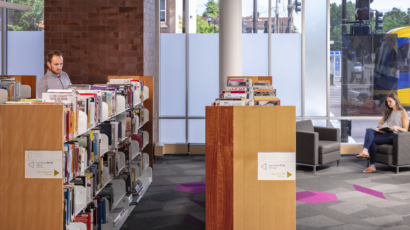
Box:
[296, 131, 319, 165]
[393, 132, 410, 166]
[314, 126, 340, 142]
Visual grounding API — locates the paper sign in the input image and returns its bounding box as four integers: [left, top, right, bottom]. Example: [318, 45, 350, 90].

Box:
[25, 150, 63, 179]
[258, 152, 295, 181]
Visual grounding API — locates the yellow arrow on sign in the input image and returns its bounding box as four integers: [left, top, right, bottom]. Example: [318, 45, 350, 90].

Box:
[54, 170, 59, 176]
[287, 171, 292, 178]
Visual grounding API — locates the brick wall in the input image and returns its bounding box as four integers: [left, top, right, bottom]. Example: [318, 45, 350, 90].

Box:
[44, 0, 154, 85]
[143, 0, 157, 143]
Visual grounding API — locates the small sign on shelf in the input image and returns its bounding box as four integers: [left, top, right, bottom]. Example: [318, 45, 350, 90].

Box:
[25, 150, 63, 179]
[258, 152, 295, 181]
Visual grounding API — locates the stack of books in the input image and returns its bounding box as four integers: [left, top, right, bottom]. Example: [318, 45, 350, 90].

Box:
[215, 78, 251, 106]
[213, 78, 280, 106]
[253, 81, 280, 106]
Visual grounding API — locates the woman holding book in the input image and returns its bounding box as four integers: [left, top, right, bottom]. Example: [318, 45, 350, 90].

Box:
[356, 92, 409, 173]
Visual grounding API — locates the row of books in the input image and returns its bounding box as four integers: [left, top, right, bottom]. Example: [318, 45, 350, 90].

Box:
[57, 85, 149, 230]
[6, 79, 148, 141]
[0, 77, 21, 101]
[214, 78, 280, 106]
[64, 184, 112, 230]
[62, 123, 147, 229]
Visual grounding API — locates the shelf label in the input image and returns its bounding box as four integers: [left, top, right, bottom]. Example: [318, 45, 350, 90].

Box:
[25, 150, 63, 179]
[258, 152, 295, 181]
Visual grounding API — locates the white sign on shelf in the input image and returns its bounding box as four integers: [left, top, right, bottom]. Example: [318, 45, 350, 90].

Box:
[25, 150, 63, 179]
[258, 152, 295, 181]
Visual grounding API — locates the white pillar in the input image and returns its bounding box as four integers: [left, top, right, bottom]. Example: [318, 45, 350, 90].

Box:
[219, 0, 242, 93]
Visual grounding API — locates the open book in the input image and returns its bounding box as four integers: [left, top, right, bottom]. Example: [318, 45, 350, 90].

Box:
[372, 127, 393, 133]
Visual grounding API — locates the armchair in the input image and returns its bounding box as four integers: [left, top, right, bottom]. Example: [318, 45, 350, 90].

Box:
[296, 120, 341, 173]
[368, 131, 410, 174]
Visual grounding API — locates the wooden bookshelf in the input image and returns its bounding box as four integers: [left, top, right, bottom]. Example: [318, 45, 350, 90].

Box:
[107, 76, 154, 168]
[0, 105, 64, 230]
[12, 75, 37, 99]
[206, 106, 296, 230]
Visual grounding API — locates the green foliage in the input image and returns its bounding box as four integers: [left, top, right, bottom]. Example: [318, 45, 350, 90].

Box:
[330, 1, 355, 51]
[330, 3, 410, 51]
[382, 7, 410, 32]
[197, 0, 219, 34]
[201, 0, 219, 18]
[8, 0, 44, 31]
[196, 15, 219, 34]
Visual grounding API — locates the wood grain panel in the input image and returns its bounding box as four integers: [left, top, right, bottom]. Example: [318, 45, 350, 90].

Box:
[233, 106, 296, 230]
[0, 105, 64, 230]
[12, 75, 37, 99]
[205, 106, 234, 230]
[107, 76, 154, 168]
[227, 76, 272, 85]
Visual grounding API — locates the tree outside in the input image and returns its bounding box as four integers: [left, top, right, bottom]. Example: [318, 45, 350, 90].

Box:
[8, 0, 44, 31]
[197, 0, 219, 33]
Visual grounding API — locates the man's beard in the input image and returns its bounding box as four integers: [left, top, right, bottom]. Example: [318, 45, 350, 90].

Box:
[50, 68, 61, 76]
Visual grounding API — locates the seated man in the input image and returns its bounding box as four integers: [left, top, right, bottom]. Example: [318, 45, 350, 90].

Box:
[37, 50, 72, 99]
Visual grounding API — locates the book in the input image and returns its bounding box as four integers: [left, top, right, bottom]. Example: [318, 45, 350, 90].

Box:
[255, 99, 280, 106]
[254, 89, 277, 98]
[73, 212, 91, 230]
[215, 98, 247, 106]
[222, 90, 247, 99]
[372, 126, 394, 133]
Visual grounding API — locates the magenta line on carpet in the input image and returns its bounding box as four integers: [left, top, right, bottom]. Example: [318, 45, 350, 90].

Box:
[175, 182, 206, 193]
[296, 191, 338, 204]
[354, 184, 386, 199]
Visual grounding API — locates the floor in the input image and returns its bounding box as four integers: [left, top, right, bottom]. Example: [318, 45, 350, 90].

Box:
[121, 155, 206, 230]
[121, 155, 410, 230]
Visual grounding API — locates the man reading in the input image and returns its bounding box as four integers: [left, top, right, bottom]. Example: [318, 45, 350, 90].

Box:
[37, 50, 72, 99]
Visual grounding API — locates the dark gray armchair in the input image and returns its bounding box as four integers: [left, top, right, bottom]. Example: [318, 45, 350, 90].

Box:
[368, 132, 410, 174]
[296, 120, 341, 173]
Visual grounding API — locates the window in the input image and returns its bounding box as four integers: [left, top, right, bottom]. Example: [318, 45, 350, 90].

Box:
[7, 0, 45, 94]
[329, 0, 410, 143]
[160, 0, 166, 23]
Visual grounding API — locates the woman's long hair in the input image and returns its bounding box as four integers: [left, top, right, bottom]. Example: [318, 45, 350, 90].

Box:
[383, 92, 404, 122]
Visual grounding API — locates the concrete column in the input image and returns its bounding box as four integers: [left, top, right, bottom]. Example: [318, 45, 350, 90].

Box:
[219, 0, 242, 93]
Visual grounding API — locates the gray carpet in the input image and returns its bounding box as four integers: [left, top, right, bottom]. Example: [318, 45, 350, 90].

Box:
[121, 155, 410, 230]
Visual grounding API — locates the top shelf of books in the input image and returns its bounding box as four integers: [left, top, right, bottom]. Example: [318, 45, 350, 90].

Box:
[213, 76, 279, 106]
[5, 78, 150, 143]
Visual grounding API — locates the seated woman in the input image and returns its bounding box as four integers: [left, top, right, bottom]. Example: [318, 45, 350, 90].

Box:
[356, 92, 409, 173]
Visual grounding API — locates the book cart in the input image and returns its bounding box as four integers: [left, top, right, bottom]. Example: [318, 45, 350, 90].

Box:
[206, 76, 296, 230]
[0, 76, 153, 230]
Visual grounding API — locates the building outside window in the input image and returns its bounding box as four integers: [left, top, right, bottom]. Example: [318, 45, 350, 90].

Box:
[160, 0, 166, 23]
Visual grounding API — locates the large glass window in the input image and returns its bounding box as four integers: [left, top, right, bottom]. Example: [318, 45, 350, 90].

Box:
[159, 0, 410, 145]
[160, 0, 305, 143]
[329, 0, 410, 143]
